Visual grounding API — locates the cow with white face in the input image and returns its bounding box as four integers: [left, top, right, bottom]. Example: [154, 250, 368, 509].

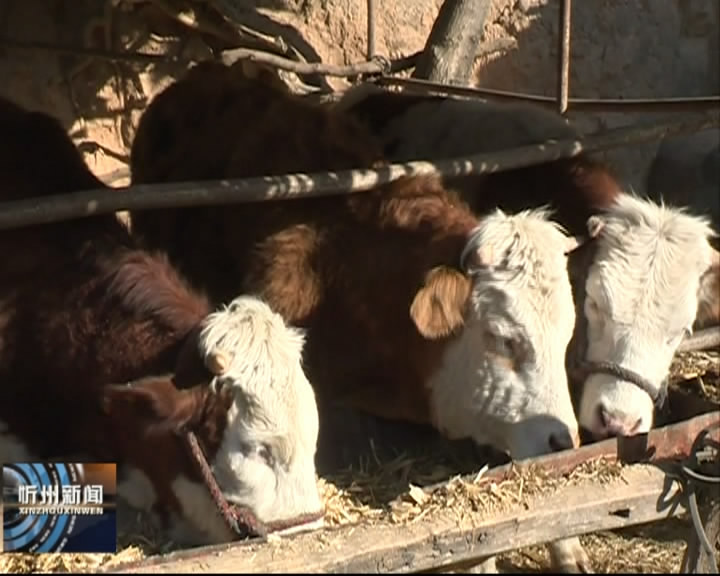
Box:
[572, 193, 720, 439]
[427, 206, 582, 460]
[121, 62, 596, 572]
[0, 94, 326, 546]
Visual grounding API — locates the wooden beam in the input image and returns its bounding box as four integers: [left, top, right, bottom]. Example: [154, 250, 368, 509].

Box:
[442, 410, 720, 491]
[101, 412, 718, 574]
[101, 463, 687, 574]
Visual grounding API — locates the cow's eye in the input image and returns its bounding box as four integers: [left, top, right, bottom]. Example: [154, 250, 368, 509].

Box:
[256, 443, 275, 467]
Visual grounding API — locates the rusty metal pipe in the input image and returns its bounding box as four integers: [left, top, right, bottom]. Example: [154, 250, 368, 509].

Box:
[557, 0, 572, 115]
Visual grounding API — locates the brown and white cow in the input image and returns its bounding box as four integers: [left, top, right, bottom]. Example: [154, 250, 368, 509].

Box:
[333, 84, 720, 441]
[126, 62, 593, 572]
[0, 95, 324, 546]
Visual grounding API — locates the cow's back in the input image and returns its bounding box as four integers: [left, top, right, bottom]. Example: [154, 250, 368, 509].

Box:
[334, 86, 623, 236]
[0, 96, 197, 460]
[129, 61, 386, 303]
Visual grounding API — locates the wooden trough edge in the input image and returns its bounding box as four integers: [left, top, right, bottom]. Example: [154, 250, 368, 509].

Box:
[98, 411, 719, 574]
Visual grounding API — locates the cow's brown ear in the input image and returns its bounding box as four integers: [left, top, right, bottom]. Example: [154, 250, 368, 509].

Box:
[102, 375, 206, 434]
[410, 266, 472, 339]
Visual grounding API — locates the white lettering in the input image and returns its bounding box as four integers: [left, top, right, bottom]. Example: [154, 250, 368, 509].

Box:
[39, 485, 59, 506]
[17, 506, 104, 516]
[83, 484, 103, 506]
[61, 485, 82, 506]
[17, 485, 37, 505]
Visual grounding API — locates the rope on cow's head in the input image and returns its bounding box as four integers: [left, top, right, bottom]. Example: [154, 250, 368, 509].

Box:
[181, 357, 325, 540]
[566, 238, 669, 411]
[182, 430, 326, 540]
[183, 431, 266, 539]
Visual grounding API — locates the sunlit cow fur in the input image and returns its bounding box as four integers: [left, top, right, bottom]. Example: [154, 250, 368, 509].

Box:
[334, 84, 720, 430]
[574, 193, 719, 439]
[127, 61, 584, 464]
[332, 84, 720, 572]
[0, 95, 324, 546]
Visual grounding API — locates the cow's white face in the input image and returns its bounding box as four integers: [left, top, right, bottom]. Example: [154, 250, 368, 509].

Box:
[422, 208, 581, 460]
[577, 194, 719, 439]
[182, 296, 324, 542]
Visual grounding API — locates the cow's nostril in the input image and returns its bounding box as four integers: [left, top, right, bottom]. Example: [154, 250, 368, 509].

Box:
[548, 431, 574, 453]
[596, 403, 640, 437]
[629, 417, 643, 435]
[597, 403, 611, 429]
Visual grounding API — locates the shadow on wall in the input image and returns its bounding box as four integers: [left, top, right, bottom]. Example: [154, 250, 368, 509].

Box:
[471, 0, 719, 196]
[1, 0, 717, 192]
[0, 0, 330, 181]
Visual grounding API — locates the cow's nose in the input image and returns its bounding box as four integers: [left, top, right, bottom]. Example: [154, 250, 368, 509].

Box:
[596, 403, 642, 438]
[548, 428, 580, 452]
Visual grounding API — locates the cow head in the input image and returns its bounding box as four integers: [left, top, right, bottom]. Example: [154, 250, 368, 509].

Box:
[573, 194, 719, 439]
[411, 208, 582, 460]
[103, 296, 324, 544]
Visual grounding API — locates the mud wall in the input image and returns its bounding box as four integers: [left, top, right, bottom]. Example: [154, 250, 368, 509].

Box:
[0, 0, 717, 205]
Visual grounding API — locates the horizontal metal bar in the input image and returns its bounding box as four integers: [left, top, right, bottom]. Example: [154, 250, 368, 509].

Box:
[0, 110, 717, 231]
[375, 76, 720, 114]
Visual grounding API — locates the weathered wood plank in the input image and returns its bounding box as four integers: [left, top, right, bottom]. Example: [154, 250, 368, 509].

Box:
[445, 410, 720, 490]
[102, 464, 686, 574]
[99, 412, 718, 574]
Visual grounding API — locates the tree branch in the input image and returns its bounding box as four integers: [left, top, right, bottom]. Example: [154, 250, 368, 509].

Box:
[220, 48, 419, 78]
[412, 0, 493, 85]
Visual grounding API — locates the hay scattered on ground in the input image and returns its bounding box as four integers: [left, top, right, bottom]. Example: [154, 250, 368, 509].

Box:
[0, 546, 144, 574]
[321, 453, 624, 530]
[5, 349, 718, 574]
[670, 349, 720, 403]
[497, 518, 693, 573]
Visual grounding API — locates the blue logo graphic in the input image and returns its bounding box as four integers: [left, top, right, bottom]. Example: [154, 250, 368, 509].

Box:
[2, 462, 117, 554]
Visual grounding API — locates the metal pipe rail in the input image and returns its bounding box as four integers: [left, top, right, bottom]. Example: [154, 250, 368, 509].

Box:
[374, 75, 720, 114]
[0, 110, 717, 231]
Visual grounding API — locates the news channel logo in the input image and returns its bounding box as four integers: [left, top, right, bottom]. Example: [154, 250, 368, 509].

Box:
[2, 462, 117, 554]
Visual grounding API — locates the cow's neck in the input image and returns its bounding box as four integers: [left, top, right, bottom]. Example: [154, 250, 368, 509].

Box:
[309, 194, 476, 426]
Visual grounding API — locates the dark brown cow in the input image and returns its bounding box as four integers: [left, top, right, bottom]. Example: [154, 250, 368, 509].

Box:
[128, 60, 386, 305]
[332, 83, 623, 236]
[127, 62, 595, 572]
[0, 96, 324, 546]
[333, 84, 720, 442]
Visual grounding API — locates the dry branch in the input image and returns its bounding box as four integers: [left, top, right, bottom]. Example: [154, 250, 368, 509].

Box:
[0, 37, 185, 65]
[556, 0, 572, 114]
[0, 37, 419, 79]
[97, 463, 685, 574]
[375, 76, 720, 114]
[0, 110, 717, 231]
[412, 0, 492, 85]
[220, 48, 418, 78]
